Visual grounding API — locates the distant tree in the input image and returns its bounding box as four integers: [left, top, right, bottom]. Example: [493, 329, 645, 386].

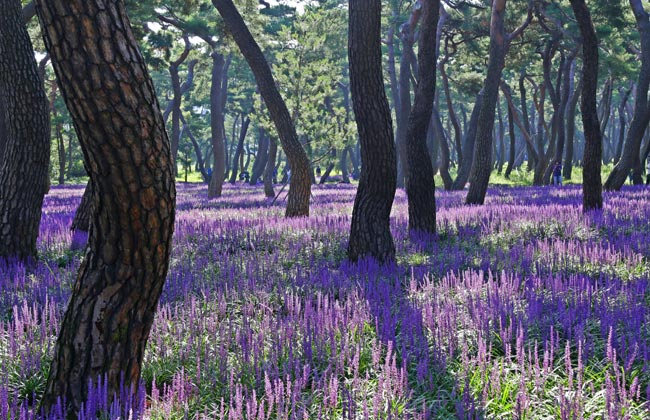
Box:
[35, 0, 176, 414]
[604, 0, 650, 190]
[466, 0, 532, 205]
[347, 0, 397, 262]
[405, 0, 440, 234]
[0, 0, 50, 261]
[570, 0, 603, 210]
[213, 0, 311, 217]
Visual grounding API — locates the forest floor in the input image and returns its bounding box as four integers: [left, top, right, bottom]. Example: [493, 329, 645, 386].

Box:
[1, 183, 650, 419]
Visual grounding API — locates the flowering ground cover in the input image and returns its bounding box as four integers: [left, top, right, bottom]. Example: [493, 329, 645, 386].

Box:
[1, 183, 649, 419]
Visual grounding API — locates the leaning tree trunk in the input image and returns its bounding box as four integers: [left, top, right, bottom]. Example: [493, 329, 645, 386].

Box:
[405, 0, 440, 234]
[451, 91, 483, 190]
[213, 0, 311, 217]
[209, 52, 227, 198]
[348, 0, 397, 263]
[0, 0, 50, 261]
[570, 0, 602, 210]
[35, 0, 176, 414]
[264, 137, 277, 198]
[605, 0, 650, 189]
[230, 115, 250, 183]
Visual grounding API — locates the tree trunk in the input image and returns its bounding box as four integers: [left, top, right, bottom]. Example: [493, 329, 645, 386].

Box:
[519, 72, 535, 170]
[340, 146, 351, 183]
[169, 36, 191, 174]
[230, 115, 250, 183]
[614, 86, 633, 165]
[466, 0, 508, 204]
[0, 100, 6, 163]
[564, 75, 581, 179]
[209, 52, 227, 198]
[570, 0, 603, 210]
[348, 0, 397, 263]
[180, 113, 208, 182]
[213, 0, 311, 217]
[0, 0, 50, 261]
[264, 137, 277, 197]
[504, 93, 516, 177]
[250, 128, 269, 185]
[451, 91, 483, 190]
[35, 0, 176, 414]
[405, 0, 439, 234]
[605, 0, 650, 189]
[50, 83, 66, 185]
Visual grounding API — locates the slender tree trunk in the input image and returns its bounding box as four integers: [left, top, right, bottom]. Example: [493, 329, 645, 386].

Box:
[169, 37, 191, 174]
[213, 0, 311, 216]
[570, 0, 602, 210]
[209, 52, 227, 198]
[250, 129, 269, 184]
[36, 0, 176, 414]
[0, 0, 50, 261]
[340, 147, 350, 183]
[230, 115, 250, 183]
[51, 83, 66, 185]
[264, 137, 277, 197]
[406, 0, 439, 234]
[519, 73, 535, 170]
[348, 0, 397, 263]
[504, 93, 516, 177]
[180, 113, 208, 182]
[564, 76, 582, 179]
[605, 0, 650, 189]
[451, 91, 483, 190]
[615, 87, 632, 164]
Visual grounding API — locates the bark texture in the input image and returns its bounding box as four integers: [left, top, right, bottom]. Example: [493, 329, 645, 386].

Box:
[213, 0, 311, 217]
[208, 52, 227, 198]
[570, 0, 603, 210]
[604, 0, 650, 189]
[71, 181, 92, 232]
[405, 0, 439, 234]
[348, 0, 397, 263]
[35, 0, 176, 413]
[0, 0, 50, 261]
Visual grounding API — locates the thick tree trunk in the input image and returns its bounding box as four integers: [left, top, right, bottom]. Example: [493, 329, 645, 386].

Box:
[0, 101, 6, 162]
[230, 115, 250, 183]
[451, 91, 483, 190]
[209, 52, 227, 198]
[264, 137, 277, 197]
[605, 0, 650, 189]
[213, 0, 311, 216]
[570, 0, 602, 210]
[0, 0, 50, 261]
[405, 0, 439, 234]
[35, 0, 176, 414]
[348, 0, 397, 263]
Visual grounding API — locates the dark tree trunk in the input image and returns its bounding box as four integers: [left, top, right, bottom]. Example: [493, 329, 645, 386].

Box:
[467, 0, 508, 204]
[264, 137, 277, 197]
[213, 0, 311, 217]
[570, 0, 602, 210]
[250, 128, 269, 185]
[35, 0, 176, 414]
[340, 146, 351, 183]
[0, 0, 50, 261]
[0, 100, 6, 162]
[564, 76, 582, 179]
[504, 96, 516, 177]
[614, 86, 632, 165]
[605, 0, 650, 189]
[230, 115, 250, 183]
[71, 181, 92, 232]
[209, 52, 228, 198]
[50, 83, 66, 185]
[348, 0, 397, 263]
[440, 53, 462, 168]
[434, 109, 453, 189]
[405, 0, 439, 234]
[496, 98, 505, 173]
[451, 91, 483, 190]
[519, 72, 535, 170]
[319, 162, 336, 184]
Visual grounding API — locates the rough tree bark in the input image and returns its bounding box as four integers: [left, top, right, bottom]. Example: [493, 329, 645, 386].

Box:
[605, 0, 650, 189]
[0, 0, 50, 261]
[71, 181, 92, 233]
[208, 52, 228, 198]
[348, 0, 397, 263]
[570, 0, 603, 210]
[35, 0, 176, 413]
[213, 0, 311, 216]
[405, 0, 440, 234]
[0, 101, 6, 163]
[467, 0, 532, 204]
